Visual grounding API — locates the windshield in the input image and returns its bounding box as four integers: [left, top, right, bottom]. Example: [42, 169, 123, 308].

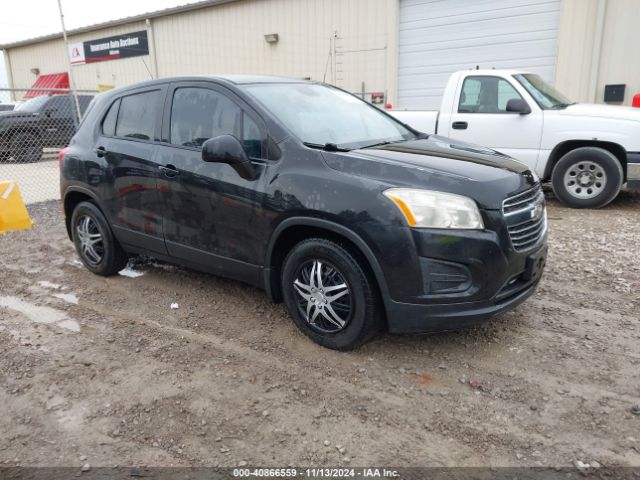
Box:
[243, 83, 415, 148]
[514, 74, 573, 110]
[14, 95, 50, 113]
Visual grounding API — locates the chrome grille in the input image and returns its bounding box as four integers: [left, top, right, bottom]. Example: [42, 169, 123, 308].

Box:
[502, 185, 547, 252]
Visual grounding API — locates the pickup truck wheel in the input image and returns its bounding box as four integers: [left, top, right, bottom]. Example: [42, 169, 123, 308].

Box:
[551, 147, 623, 208]
[71, 201, 128, 276]
[281, 238, 383, 350]
[9, 132, 43, 163]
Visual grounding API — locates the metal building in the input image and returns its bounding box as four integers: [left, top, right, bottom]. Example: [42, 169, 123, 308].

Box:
[1, 0, 638, 108]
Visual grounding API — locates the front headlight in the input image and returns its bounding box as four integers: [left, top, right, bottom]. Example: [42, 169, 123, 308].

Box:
[383, 188, 484, 229]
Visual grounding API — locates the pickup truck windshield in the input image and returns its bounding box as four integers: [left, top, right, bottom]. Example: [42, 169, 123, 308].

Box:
[243, 83, 414, 149]
[14, 95, 50, 113]
[514, 74, 574, 110]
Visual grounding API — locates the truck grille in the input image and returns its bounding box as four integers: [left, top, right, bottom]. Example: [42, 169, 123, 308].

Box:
[502, 185, 547, 252]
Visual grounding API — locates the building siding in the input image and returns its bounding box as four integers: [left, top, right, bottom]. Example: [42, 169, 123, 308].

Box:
[3, 0, 639, 106]
[6, 0, 396, 102]
[7, 21, 152, 94]
[555, 0, 640, 106]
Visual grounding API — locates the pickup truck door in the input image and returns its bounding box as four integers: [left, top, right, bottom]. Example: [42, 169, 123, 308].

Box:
[442, 75, 543, 172]
[40, 95, 77, 147]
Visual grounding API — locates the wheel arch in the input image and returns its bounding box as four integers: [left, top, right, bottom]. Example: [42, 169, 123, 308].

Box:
[264, 218, 391, 318]
[544, 140, 627, 181]
[63, 187, 106, 240]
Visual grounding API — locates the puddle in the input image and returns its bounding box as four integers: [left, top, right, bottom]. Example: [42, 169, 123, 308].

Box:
[38, 281, 62, 290]
[53, 293, 79, 305]
[0, 296, 80, 332]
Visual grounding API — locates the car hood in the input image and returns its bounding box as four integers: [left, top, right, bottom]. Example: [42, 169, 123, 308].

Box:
[321, 135, 536, 210]
[557, 103, 640, 122]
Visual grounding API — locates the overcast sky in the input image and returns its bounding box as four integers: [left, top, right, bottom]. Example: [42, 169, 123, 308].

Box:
[0, 0, 200, 87]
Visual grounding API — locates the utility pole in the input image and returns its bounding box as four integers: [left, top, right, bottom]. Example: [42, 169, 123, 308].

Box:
[57, 0, 82, 125]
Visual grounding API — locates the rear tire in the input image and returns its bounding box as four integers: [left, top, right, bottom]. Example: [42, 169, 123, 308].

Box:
[9, 132, 43, 163]
[551, 147, 623, 208]
[281, 238, 383, 350]
[71, 201, 128, 276]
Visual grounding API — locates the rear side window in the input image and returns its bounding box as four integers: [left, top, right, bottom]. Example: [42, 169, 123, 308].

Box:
[115, 90, 161, 141]
[170, 87, 263, 157]
[101, 99, 120, 136]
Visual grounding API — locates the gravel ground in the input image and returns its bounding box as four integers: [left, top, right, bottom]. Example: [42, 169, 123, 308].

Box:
[0, 192, 639, 470]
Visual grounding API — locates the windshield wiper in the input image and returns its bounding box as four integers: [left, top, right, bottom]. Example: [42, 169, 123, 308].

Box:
[360, 138, 409, 149]
[303, 142, 351, 152]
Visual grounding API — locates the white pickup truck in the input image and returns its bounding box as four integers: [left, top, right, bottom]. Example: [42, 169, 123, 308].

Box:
[389, 70, 640, 208]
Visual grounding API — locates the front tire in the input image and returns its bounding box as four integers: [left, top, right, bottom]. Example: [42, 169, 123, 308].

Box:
[71, 201, 128, 276]
[281, 238, 383, 350]
[551, 147, 623, 208]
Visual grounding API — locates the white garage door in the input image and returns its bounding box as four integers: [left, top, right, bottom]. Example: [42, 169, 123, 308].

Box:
[398, 0, 561, 109]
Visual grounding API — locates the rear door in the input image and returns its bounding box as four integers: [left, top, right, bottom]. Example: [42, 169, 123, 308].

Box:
[155, 81, 269, 284]
[97, 86, 168, 255]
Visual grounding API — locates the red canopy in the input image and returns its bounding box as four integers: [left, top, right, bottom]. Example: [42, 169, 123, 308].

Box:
[24, 72, 70, 98]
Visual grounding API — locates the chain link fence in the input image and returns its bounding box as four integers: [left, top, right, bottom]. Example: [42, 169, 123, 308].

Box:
[0, 87, 98, 204]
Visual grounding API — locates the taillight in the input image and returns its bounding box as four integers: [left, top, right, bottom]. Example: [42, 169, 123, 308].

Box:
[633, 94, 640, 108]
[58, 146, 71, 170]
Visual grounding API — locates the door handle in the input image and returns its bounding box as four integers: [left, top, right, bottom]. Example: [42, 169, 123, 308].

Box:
[94, 146, 108, 157]
[159, 164, 180, 178]
[452, 121, 468, 130]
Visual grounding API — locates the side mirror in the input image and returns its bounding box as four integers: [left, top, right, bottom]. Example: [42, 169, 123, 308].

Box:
[201, 134, 256, 180]
[506, 98, 531, 115]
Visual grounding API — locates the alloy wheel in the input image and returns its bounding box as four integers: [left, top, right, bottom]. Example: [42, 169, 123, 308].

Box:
[76, 215, 104, 266]
[293, 260, 352, 333]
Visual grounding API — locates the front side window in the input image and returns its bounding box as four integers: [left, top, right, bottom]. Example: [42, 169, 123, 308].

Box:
[170, 87, 263, 157]
[515, 73, 573, 110]
[458, 76, 525, 114]
[243, 83, 415, 149]
[115, 90, 161, 141]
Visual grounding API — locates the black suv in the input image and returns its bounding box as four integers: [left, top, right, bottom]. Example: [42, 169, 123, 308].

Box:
[60, 76, 547, 350]
[0, 94, 93, 162]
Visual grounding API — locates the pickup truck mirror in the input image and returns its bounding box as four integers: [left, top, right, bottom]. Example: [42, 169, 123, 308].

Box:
[506, 99, 531, 115]
[202, 134, 256, 180]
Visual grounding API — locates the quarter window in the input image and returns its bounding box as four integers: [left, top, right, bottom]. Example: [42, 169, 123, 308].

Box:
[458, 76, 525, 114]
[115, 90, 161, 141]
[170, 87, 263, 157]
[101, 99, 120, 136]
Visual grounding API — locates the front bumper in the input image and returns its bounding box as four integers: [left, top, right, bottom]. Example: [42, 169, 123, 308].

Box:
[627, 152, 640, 192]
[381, 211, 547, 334]
[386, 272, 542, 333]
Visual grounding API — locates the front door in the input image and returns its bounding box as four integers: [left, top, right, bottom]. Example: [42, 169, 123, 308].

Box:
[155, 82, 269, 284]
[98, 87, 168, 255]
[444, 75, 543, 171]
